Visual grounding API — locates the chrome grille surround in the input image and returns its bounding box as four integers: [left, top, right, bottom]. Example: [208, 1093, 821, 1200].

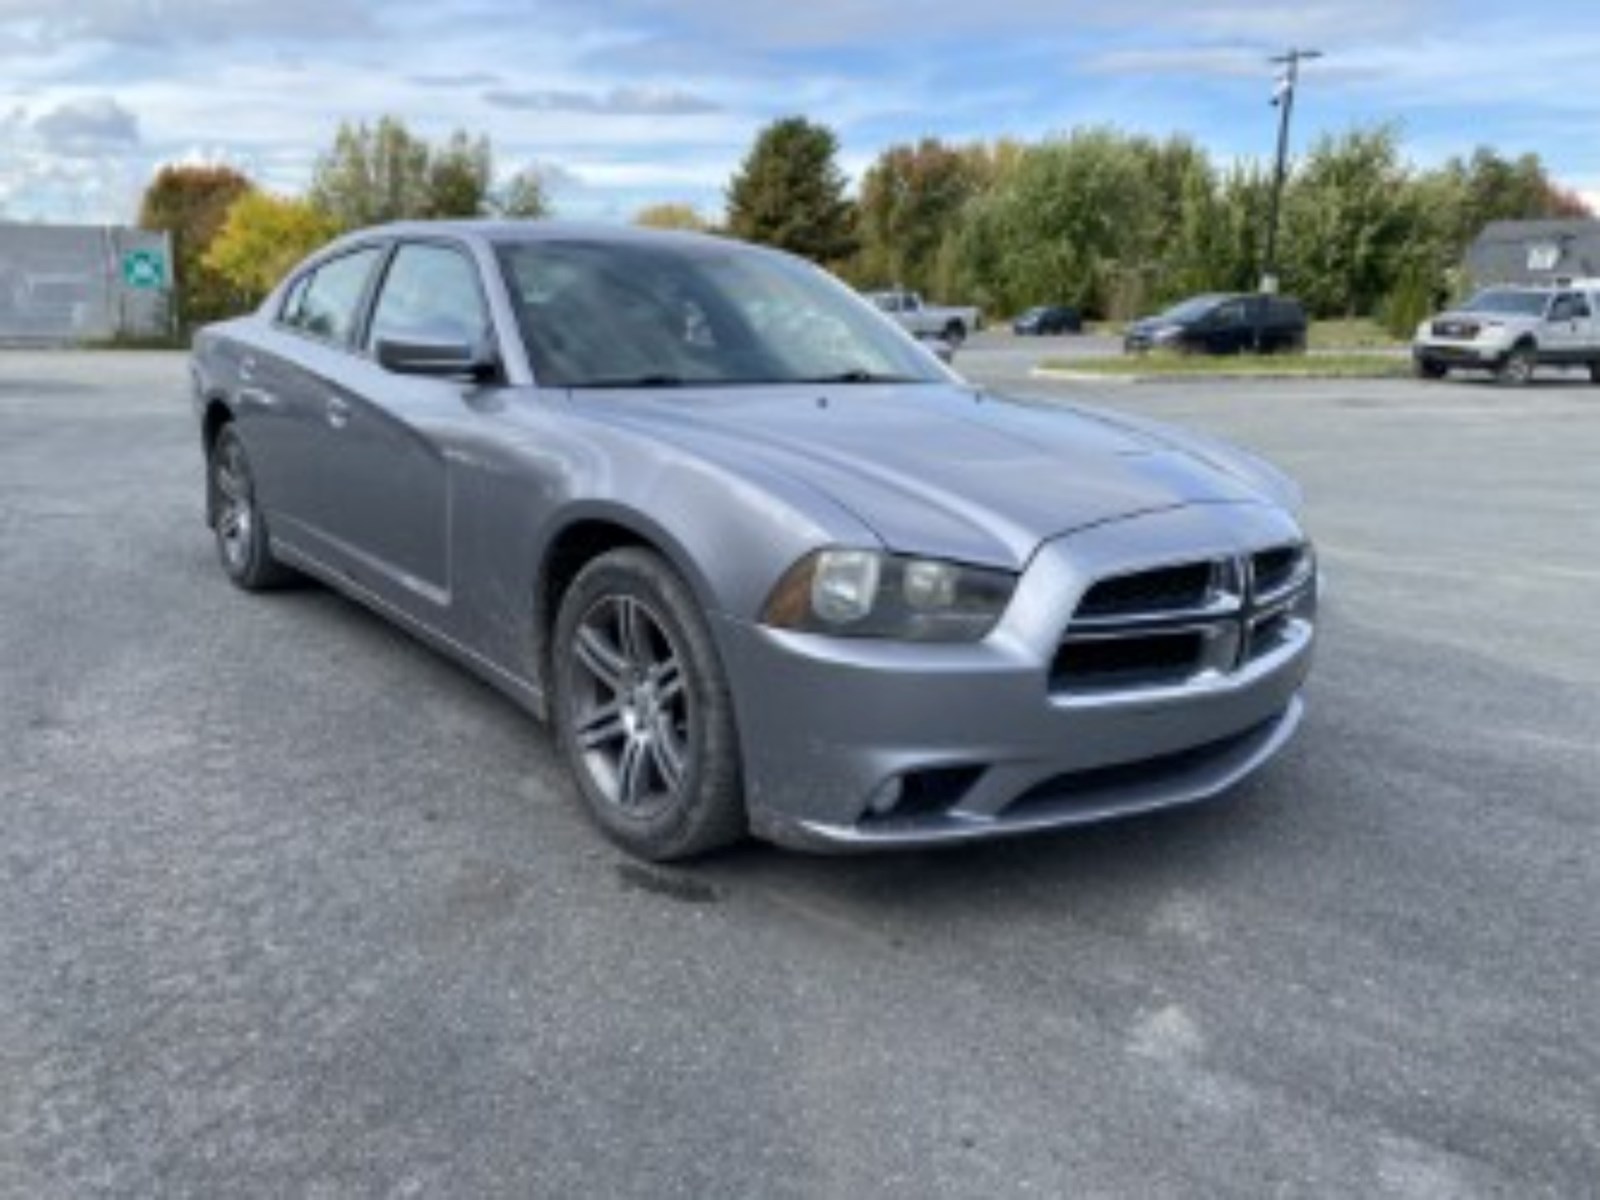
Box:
[1053, 542, 1316, 697]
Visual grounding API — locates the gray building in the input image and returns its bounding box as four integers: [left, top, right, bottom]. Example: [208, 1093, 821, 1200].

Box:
[1465, 219, 1600, 287]
[0, 223, 175, 344]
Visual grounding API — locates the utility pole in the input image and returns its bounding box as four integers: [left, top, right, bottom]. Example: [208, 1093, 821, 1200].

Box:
[1261, 47, 1321, 295]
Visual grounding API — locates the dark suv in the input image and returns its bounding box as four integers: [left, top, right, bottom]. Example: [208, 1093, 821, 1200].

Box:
[1013, 305, 1083, 335]
[1125, 293, 1307, 355]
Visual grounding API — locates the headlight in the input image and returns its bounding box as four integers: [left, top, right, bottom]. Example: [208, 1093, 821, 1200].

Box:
[1152, 325, 1183, 343]
[761, 549, 1016, 642]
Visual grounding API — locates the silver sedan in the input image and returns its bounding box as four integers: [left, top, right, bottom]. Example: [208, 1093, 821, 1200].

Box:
[192, 221, 1317, 860]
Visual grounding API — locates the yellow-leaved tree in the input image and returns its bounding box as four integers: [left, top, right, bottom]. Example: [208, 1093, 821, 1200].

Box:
[205, 192, 340, 309]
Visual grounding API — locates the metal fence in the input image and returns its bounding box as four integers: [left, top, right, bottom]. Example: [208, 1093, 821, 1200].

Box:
[0, 224, 175, 344]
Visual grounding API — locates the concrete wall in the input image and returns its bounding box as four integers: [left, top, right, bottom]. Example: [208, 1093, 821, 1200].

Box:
[0, 224, 175, 344]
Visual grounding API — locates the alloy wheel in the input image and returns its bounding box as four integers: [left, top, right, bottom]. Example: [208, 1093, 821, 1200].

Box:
[566, 594, 691, 817]
[214, 435, 255, 573]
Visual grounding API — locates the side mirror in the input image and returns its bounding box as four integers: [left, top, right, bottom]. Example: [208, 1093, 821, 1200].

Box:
[375, 334, 496, 379]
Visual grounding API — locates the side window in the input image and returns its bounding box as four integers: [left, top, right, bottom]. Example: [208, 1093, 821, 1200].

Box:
[278, 273, 311, 325]
[367, 243, 491, 351]
[1570, 293, 1592, 319]
[285, 247, 383, 345]
[1215, 300, 1248, 325]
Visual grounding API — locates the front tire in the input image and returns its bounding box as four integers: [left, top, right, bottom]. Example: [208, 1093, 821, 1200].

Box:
[1414, 357, 1448, 380]
[1496, 343, 1537, 386]
[1589, 361, 1600, 384]
[553, 548, 745, 861]
[209, 425, 295, 590]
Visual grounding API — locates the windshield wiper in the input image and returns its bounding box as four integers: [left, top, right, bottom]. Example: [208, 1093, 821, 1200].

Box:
[795, 369, 924, 384]
[567, 374, 685, 389]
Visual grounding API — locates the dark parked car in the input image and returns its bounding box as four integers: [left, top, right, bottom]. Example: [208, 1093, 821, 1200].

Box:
[1013, 305, 1083, 335]
[192, 222, 1316, 860]
[1125, 293, 1307, 355]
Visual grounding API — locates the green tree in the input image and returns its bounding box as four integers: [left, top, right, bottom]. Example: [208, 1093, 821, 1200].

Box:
[308, 117, 436, 229]
[725, 117, 856, 264]
[425, 131, 493, 218]
[203, 192, 339, 307]
[633, 202, 710, 231]
[491, 168, 552, 219]
[138, 163, 254, 327]
[1280, 125, 1419, 316]
[854, 138, 988, 296]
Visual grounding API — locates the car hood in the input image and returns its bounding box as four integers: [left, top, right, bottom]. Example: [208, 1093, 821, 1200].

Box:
[1126, 317, 1181, 337]
[577, 383, 1290, 568]
[1433, 309, 1539, 329]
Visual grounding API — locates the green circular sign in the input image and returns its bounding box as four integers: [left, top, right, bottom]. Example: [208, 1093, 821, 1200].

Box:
[122, 249, 166, 290]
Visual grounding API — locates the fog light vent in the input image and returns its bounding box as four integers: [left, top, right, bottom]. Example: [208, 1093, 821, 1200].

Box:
[868, 766, 985, 822]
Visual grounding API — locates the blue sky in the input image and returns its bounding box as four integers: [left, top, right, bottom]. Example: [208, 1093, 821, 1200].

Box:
[2, 0, 1597, 224]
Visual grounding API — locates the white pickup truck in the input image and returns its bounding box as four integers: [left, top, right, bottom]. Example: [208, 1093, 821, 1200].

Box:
[1413, 282, 1600, 384]
[866, 289, 982, 346]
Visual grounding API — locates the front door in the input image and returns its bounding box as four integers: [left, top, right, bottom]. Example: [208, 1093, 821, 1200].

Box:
[1545, 291, 1592, 363]
[315, 240, 497, 617]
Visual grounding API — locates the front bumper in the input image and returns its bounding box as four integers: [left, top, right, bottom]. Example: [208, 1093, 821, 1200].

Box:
[1413, 337, 1510, 366]
[714, 503, 1315, 851]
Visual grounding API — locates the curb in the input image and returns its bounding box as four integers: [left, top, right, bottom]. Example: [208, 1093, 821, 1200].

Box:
[1030, 366, 1407, 384]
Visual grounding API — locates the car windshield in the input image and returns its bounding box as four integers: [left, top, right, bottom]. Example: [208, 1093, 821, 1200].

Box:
[1156, 295, 1226, 323]
[1461, 289, 1549, 316]
[497, 240, 947, 388]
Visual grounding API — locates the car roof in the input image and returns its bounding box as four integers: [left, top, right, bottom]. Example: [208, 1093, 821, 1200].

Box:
[333, 218, 736, 252]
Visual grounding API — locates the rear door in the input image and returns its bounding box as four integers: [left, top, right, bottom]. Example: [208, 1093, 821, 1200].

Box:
[251, 245, 386, 550]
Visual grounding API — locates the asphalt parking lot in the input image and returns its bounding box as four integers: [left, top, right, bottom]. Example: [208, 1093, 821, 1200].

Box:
[3, 347, 1597, 1197]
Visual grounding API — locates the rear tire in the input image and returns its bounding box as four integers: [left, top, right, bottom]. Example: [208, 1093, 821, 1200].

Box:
[1496, 343, 1537, 386]
[553, 548, 745, 861]
[209, 425, 295, 591]
[942, 320, 967, 347]
[1589, 361, 1600, 384]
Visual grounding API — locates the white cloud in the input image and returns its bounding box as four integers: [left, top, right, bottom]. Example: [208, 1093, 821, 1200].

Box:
[30, 96, 139, 155]
[410, 71, 501, 88]
[484, 86, 721, 116]
[0, 0, 372, 48]
[1082, 47, 1267, 80]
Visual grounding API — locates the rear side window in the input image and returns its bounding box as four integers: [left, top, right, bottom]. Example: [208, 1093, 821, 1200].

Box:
[281, 247, 384, 345]
[367, 243, 490, 349]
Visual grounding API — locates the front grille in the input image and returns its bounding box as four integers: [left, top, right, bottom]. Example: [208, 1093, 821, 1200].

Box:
[1054, 545, 1313, 697]
[1053, 630, 1207, 689]
[1432, 319, 1479, 339]
[1252, 545, 1308, 599]
[1077, 562, 1215, 618]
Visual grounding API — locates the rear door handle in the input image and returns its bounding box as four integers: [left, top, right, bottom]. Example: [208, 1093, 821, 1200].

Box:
[326, 396, 351, 429]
